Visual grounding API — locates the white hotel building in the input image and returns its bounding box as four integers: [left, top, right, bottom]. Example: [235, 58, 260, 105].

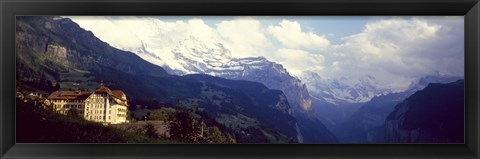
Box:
[46, 84, 129, 124]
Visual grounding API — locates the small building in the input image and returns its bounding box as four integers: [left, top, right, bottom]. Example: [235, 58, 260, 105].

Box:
[47, 84, 129, 124]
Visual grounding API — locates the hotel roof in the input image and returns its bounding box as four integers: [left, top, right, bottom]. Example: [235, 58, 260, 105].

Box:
[47, 85, 128, 106]
[47, 90, 92, 100]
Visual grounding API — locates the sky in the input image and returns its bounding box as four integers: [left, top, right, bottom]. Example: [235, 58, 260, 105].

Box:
[66, 16, 464, 91]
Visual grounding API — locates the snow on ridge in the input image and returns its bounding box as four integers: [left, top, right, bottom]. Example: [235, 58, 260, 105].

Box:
[300, 71, 392, 104]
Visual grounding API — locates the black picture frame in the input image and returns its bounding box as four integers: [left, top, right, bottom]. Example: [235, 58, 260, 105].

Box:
[1, 0, 479, 158]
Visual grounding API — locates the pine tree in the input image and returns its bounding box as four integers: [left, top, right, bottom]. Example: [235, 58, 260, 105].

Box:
[167, 110, 198, 142]
[54, 83, 60, 91]
[226, 133, 237, 143]
[145, 123, 157, 138]
[207, 127, 225, 143]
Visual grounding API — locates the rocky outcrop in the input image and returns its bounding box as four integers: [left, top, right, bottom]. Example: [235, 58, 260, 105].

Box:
[232, 57, 312, 112]
[44, 44, 72, 66]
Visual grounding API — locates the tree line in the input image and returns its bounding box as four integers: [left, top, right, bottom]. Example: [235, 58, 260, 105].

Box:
[130, 99, 237, 143]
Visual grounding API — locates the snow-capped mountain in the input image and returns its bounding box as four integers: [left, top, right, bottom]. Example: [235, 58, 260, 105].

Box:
[168, 36, 236, 76]
[127, 36, 313, 112]
[300, 71, 392, 105]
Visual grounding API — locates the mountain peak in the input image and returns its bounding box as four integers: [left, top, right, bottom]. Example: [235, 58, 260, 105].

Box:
[174, 36, 233, 59]
[407, 73, 463, 91]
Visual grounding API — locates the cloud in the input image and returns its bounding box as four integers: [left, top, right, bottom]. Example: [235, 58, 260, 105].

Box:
[323, 17, 464, 90]
[184, 19, 221, 43]
[275, 48, 325, 76]
[66, 16, 144, 51]
[267, 20, 331, 51]
[216, 17, 271, 58]
[68, 16, 226, 59]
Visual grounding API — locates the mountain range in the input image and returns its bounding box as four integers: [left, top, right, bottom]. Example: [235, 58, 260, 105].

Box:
[16, 16, 464, 144]
[71, 16, 463, 143]
[16, 16, 339, 143]
[114, 31, 336, 143]
[300, 71, 392, 104]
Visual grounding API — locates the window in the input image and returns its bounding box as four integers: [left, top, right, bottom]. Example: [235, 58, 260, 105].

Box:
[108, 116, 111, 120]
[109, 110, 111, 114]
